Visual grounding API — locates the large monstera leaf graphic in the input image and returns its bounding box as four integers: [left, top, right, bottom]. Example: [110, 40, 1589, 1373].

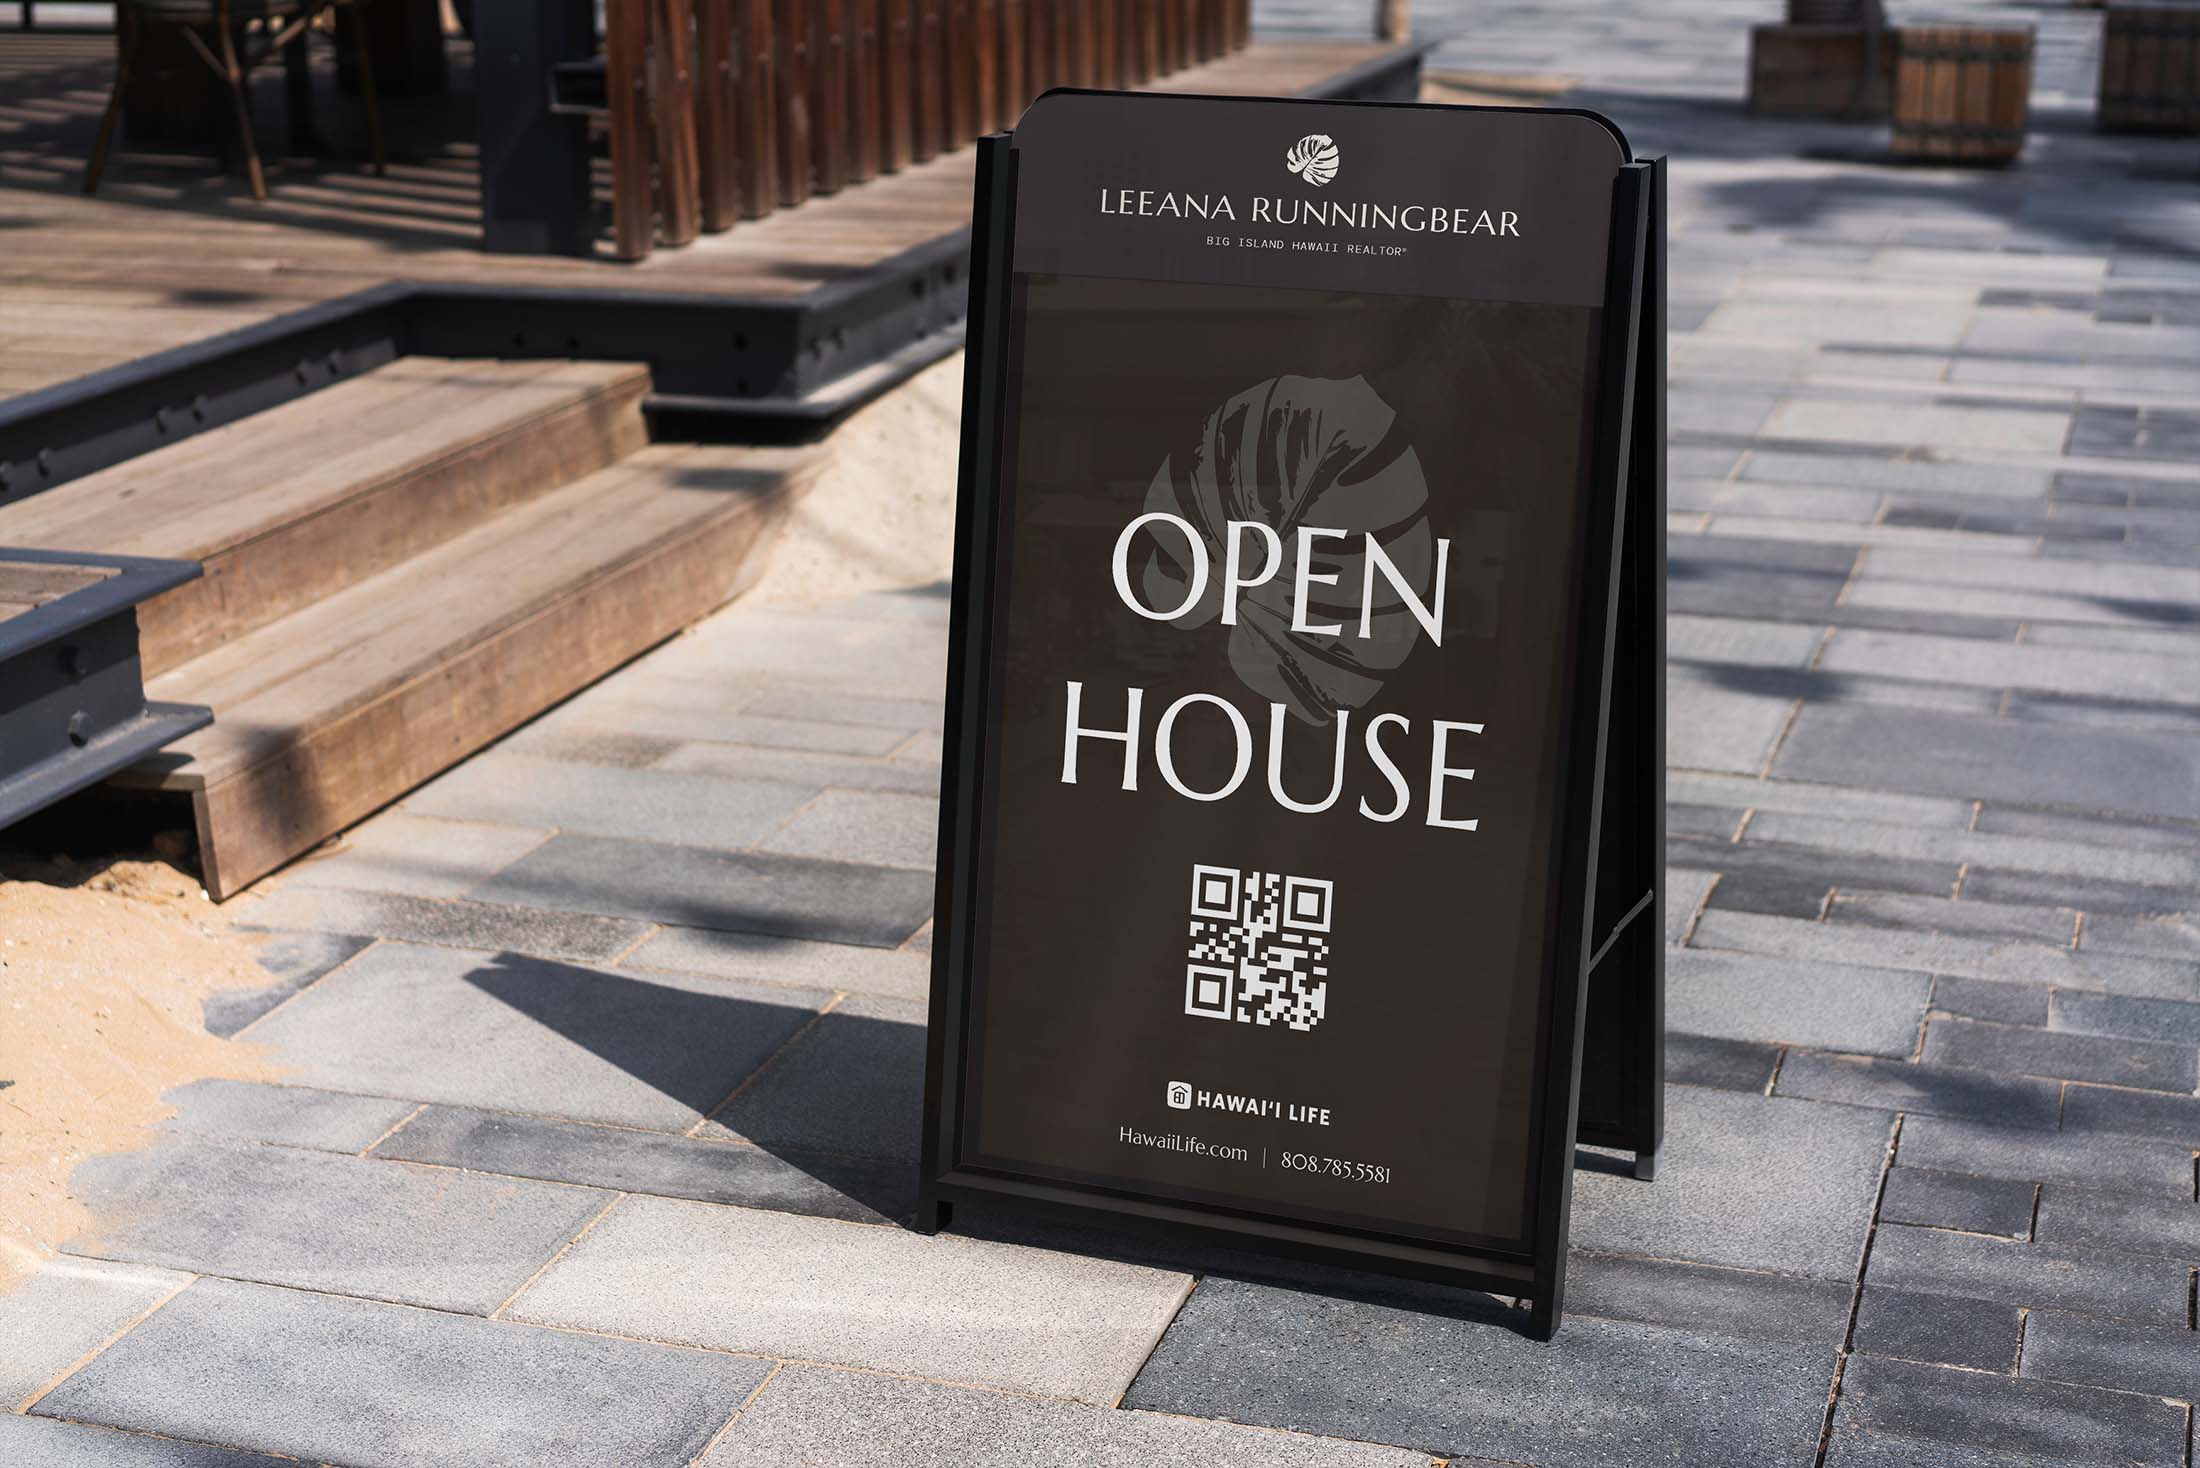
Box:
[1138, 374, 1435, 726]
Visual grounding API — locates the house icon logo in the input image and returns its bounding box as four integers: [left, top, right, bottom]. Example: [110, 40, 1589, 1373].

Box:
[1285, 134, 1340, 187]
[1166, 1080, 1193, 1110]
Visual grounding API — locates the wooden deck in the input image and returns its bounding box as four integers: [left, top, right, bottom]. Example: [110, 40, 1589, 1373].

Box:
[0, 30, 1404, 402]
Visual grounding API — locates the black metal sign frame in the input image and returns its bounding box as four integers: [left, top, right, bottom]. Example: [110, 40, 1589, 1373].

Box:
[920, 93, 1665, 1339]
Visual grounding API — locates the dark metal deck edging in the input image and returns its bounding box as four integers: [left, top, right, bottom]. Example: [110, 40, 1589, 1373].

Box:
[0, 547, 212, 830]
[0, 41, 1427, 498]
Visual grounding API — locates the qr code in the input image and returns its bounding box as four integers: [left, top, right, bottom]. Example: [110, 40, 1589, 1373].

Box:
[1184, 864, 1331, 1032]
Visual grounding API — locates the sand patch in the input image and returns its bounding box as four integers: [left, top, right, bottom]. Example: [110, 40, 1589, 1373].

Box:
[0, 858, 277, 1291]
[752, 352, 965, 606]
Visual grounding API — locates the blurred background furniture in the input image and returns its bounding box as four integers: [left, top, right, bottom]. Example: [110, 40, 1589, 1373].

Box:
[83, 0, 386, 201]
[1890, 22, 2033, 162]
[1748, 0, 1892, 119]
[2097, 1, 2200, 133]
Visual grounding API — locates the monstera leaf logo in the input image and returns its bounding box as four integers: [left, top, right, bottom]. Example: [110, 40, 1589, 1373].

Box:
[1285, 134, 1340, 187]
[1136, 375, 1435, 727]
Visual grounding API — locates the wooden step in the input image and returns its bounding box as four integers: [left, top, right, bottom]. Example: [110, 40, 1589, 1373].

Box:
[0, 357, 651, 676]
[126, 442, 822, 899]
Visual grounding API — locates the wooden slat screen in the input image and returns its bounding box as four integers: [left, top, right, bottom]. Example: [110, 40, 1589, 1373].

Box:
[604, 0, 1251, 259]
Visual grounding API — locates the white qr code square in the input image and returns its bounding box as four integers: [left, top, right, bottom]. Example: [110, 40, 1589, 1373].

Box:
[1184, 865, 1330, 1032]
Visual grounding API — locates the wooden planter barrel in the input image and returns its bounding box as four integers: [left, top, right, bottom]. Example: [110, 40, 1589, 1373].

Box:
[1749, 24, 1894, 117]
[1891, 24, 2034, 162]
[2098, 2, 2200, 134]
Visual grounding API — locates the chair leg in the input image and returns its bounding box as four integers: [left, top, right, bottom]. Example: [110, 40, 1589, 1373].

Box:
[344, 1, 386, 176]
[215, 14, 268, 199]
[83, 8, 138, 195]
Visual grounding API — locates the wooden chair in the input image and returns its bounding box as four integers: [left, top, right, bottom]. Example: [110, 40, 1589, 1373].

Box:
[84, 0, 386, 201]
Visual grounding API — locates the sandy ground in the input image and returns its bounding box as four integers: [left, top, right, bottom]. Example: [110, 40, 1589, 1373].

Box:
[751, 353, 966, 606]
[0, 858, 275, 1291]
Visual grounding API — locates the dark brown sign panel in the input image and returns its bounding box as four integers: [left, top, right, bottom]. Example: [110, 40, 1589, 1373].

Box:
[922, 91, 1664, 1338]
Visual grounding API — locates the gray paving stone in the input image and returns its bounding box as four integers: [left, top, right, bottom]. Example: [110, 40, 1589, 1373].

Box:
[0, 1258, 188, 1410]
[1772, 703, 2200, 823]
[507, 1196, 1192, 1403]
[1565, 1250, 1851, 1346]
[1835, 1354, 2183, 1467]
[1666, 534, 1855, 623]
[1965, 867, 2200, 921]
[1668, 949, 1930, 1057]
[2051, 988, 2200, 1045]
[1973, 803, 2200, 856]
[2081, 911, 2200, 960]
[1929, 975, 2050, 1028]
[2060, 1084, 2200, 1145]
[1922, 1016, 2196, 1093]
[1665, 771, 1973, 828]
[1818, 629, 2200, 704]
[279, 811, 551, 898]
[1830, 892, 2077, 948]
[545, 694, 914, 754]
[1669, 803, 1746, 839]
[1667, 1032, 1780, 1092]
[157, 1079, 417, 1152]
[626, 924, 933, 1001]
[1742, 452, 2054, 500]
[1688, 853, 1835, 921]
[697, 993, 924, 1161]
[63, 1137, 606, 1313]
[1663, 867, 1719, 942]
[1668, 665, 1797, 774]
[237, 887, 653, 965]
[1739, 812, 2199, 890]
[699, 1363, 1432, 1468]
[1773, 1054, 2060, 1130]
[1671, 477, 1879, 523]
[407, 753, 819, 851]
[200, 930, 371, 1039]
[1668, 613, 1827, 668]
[1821, 1421, 2077, 1468]
[652, 608, 949, 701]
[242, 942, 827, 1131]
[2034, 1187, 2200, 1263]
[470, 832, 933, 948]
[755, 788, 939, 870]
[33, 1277, 765, 1468]
[1692, 910, 2200, 1001]
[1852, 1287, 2021, 1372]
[371, 1104, 913, 1225]
[1122, 1275, 1837, 1468]
[0, 1416, 293, 1468]
[2004, 689, 2200, 738]
[1879, 1168, 2036, 1239]
[1571, 1086, 1888, 1279]
[742, 685, 944, 731]
[891, 728, 945, 764]
[1866, 1225, 2187, 1325]
[1927, 977, 2041, 1034]
[2020, 1310, 2200, 1401]
[656, 738, 940, 794]
[1684, 836, 1960, 920]
[1841, 577, 2176, 631]
[493, 724, 683, 768]
[1901, 1115, 2195, 1200]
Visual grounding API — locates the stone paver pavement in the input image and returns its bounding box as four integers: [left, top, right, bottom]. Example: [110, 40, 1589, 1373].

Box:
[9, 2, 2200, 1461]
